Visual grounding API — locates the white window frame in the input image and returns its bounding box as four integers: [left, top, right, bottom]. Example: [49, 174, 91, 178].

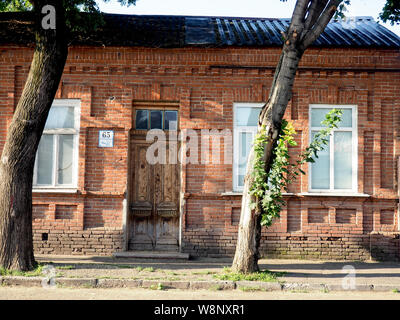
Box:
[308, 104, 358, 193]
[33, 99, 81, 191]
[233, 103, 264, 192]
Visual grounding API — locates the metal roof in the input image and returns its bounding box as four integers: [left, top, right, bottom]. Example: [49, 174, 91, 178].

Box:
[186, 16, 400, 48]
[1, 13, 399, 48]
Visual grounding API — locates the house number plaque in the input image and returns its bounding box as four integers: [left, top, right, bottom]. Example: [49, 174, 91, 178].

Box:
[98, 130, 114, 148]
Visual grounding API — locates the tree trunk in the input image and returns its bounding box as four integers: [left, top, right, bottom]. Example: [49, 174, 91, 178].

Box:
[232, 49, 302, 273]
[232, 0, 343, 273]
[0, 1, 67, 271]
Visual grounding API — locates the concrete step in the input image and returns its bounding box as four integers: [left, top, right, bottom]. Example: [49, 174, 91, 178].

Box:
[113, 251, 190, 260]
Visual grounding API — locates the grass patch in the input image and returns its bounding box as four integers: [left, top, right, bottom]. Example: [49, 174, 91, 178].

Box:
[238, 286, 265, 292]
[56, 265, 75, 270]
[167, 277, 181, 281]
[115, 264, 132, 269]
[321, 287, 330, 294]
[0, 263, 44, 277]
[150, 283, 166, 290]
[133, 266, 156, 272]
[392, 288, 400, 293]
[213, 269, 284, 282]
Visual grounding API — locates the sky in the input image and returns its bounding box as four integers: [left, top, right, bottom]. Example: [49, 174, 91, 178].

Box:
[97, 0, 400, 36]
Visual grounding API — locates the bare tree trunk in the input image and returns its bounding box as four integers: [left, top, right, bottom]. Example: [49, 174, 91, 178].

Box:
[0, 1, 67, 271]
[232, 0, 343, 273]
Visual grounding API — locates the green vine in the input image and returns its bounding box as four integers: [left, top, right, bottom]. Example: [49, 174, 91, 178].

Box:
[249, 109, 343, 227]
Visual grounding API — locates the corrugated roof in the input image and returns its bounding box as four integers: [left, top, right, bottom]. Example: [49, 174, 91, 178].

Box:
[199, 16, 400, 47]
[0, 13, 399, 48]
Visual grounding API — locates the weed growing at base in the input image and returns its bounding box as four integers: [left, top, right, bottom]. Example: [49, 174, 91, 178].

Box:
[213, 268, 285, 282]
[0, 263, 44, 277]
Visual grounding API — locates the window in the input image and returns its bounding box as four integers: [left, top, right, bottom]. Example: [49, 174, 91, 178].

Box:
[233, 103, 263, 191]
[33, 99, 80, 189]
[309, 105, 357, 192]
[135, 109, 178, 130]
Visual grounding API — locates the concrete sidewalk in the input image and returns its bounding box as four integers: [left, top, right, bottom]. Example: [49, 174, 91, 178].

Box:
[2, 255, 400, 293]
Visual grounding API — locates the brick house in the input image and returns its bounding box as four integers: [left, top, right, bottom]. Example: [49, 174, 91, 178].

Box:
[1, 13, 400, 260]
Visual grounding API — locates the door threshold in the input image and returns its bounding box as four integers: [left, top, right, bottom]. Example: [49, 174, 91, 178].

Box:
[113, 251, 190, 260]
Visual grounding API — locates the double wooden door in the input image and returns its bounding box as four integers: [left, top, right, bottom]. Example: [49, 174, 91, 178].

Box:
[129, 135, 180, 251]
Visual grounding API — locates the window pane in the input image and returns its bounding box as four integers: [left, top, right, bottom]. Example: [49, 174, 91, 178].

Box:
[164, 111, 178, 130]
[337, 109, 352, 128]
[150, 110, 163, 129]
[311, 108, 329, 127]
[311, 108, 352, 128]
[37, 135, 54, 185]
[311, 131, 330, 189]
[238, 132, 253, 187]
[45, 107, 74, 129]
[334, 131, 352, 189]
[136, 110, 148, 129]
[236, 107, 261, 127]
[58, 135, 74, 185]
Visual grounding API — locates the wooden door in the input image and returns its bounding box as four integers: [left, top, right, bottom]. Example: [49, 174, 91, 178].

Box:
[129, 135, 180, 251]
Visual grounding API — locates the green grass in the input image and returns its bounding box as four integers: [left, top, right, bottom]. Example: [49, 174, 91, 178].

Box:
[114, 264, 132, 269]
[392, 288, 399, 293]
[0, 263, 44, 277]
[56, 265, 75, 270]
[238, 286, 265, 292]
[213, 269, 285, 282]
[133, 266, 156, 272]
[150, 283, 166, 290]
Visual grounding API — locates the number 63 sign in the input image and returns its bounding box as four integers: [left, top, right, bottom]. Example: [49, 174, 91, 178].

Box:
[99, 130, 114, 148]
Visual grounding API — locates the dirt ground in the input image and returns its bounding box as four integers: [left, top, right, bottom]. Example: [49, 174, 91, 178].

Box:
[1, 286, 400, 300]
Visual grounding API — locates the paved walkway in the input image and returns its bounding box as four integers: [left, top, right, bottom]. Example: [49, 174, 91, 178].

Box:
[22, 254, 400, 292]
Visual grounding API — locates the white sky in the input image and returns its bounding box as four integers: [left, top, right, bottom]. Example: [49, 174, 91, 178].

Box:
[97, 0, 400, 36]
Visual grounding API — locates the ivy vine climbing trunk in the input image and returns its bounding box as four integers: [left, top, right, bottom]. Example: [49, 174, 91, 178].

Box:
[232, 0, 343, 273]
[0, 0, 68, 271]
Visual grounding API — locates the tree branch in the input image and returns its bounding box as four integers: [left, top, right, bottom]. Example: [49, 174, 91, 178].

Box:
[300, 0, 343, 50]
[291, 0, 311, 27]
[303, 0, 329, 31]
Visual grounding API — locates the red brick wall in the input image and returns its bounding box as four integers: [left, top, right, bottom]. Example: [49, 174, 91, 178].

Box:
[1, 44, 400, 259]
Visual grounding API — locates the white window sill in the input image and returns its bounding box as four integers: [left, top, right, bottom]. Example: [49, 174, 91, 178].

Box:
[222, 191, 370, 198]
[299, 192, 370, 197]
[222, 192, 295, 196]
[33, 188, 78, 194]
